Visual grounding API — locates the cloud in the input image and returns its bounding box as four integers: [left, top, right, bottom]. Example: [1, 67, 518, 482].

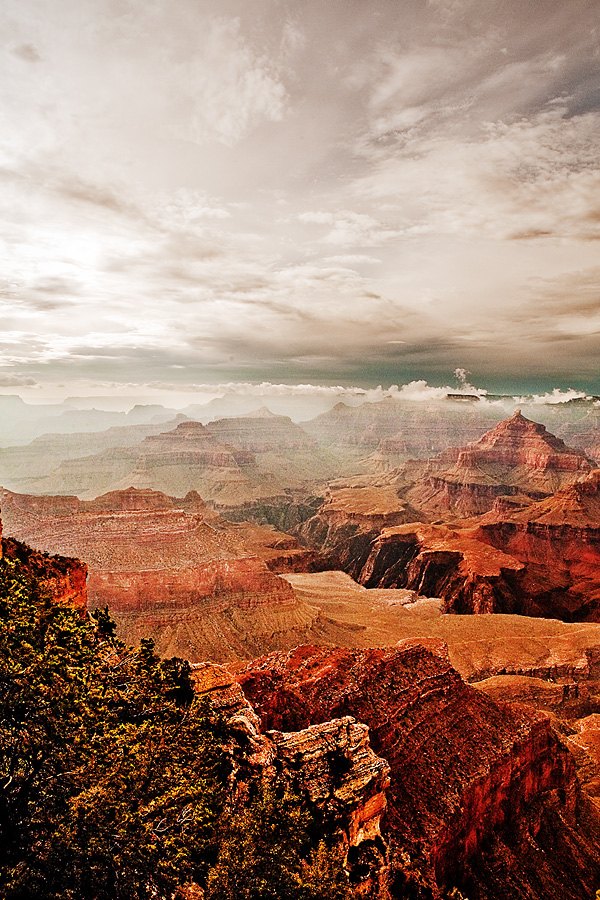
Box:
[1, 0, 600, 393]
[11, 43, 41, 63]
[0, 373, 38, 387]
[523, 388, 591, 404]
[298, 209, 401, 247]
[177, 17, 289, 147]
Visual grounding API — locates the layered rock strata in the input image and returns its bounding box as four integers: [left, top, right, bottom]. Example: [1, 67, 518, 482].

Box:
[238, 644, 600, 900]
[400, 410, 594, 519]
[192, 661, 390, 894]
[299, 486, 423, 579]
[0, 487, 322, 661]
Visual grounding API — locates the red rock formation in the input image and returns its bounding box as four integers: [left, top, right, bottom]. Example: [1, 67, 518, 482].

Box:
[0, 486, 323, 661]
[299, 485, 424, 579]
[355, 471, 600, 621]
[238, 644, 600, 899]
[358, 522, 525, 614]
[192, 661, 390, 894]
[1, 536, 87, 611]
[401, 410, 594, 519]
[465, 470, 600, 621]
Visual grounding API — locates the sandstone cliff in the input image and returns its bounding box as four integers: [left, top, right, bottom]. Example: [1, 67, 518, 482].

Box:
[1, 535, 88, 611]
[238, 644, 600, 900]
[192, 661, 391, 895]
[0, 486, 324, 662]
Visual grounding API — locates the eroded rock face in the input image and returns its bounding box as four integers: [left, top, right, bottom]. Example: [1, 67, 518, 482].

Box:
[398, 410, 594, 520]
[359, 522, 525, 614]
[0, 487, 323, 661]
[299, 486, 424, 578]
[355, 472, 600, 621]
[1, 535, 88, 611]
[238, 644, 600, 899]
[192, 661, 390, 894]
[300, 417, 600, 622]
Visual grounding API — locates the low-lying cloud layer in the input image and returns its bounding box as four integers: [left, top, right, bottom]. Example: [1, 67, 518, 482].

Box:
[1, 0, 600, 402]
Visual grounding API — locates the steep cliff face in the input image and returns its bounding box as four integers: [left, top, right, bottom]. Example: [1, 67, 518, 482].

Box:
[358, 523, 526, 614]
[298, 416, 600, 621]
[238, 644, 600, 900]
[192, 661, 391, 895]
[357, 475, 600, 620]
[469, 471, 600, 621]
[299, 486, 423, 579]
[0, 486, 324, 661]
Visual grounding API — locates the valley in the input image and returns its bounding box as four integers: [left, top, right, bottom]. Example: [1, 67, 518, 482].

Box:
[5, 393, 600, 897]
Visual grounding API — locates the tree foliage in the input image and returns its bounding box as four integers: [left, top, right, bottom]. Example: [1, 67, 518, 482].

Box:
[205, 783, 351, 900]
[0, 556, 227, 899]
[0, 555, 354, 900]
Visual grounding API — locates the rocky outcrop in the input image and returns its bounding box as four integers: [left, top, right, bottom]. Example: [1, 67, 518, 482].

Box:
[356, 473, 600, 619]
[399, 410, 594, 519]
[238, 644, 600, 899]
[299, 486, 423, 579]
[192, 661, 390, 894]
[205, 409, 316, 453]
[468, 470, 600, 621]
[1, 534, 87, 611]
[0, 487, 324, 661]
[358, 522, 526, 614]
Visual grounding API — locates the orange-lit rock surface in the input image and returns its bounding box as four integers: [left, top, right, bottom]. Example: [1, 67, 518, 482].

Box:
[356, 472, 600, 620]
[360, 522, 525, 614]
[300, 414, 600, 620]
[299, 484, 424, 578]
[0, 509, 87, 611]
[282, 571, 600, 690]
[192, 661, 390, 894]
[238, 644, 600, 900]
[399, 410, 595, 519]
[0, 486, 324, 661]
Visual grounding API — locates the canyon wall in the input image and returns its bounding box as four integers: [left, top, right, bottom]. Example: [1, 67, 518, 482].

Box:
[193, 661, 391, 895]
[238, 644, 600, 900]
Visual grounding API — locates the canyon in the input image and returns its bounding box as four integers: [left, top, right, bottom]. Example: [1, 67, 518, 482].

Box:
[0, 486, 326, 661]
[5, 401, 600, 896]
[300, 411, 600, 621]
[238, 643, 600, 900]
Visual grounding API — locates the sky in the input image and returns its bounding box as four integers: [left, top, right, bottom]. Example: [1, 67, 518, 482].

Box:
[1, 0, 600, 405]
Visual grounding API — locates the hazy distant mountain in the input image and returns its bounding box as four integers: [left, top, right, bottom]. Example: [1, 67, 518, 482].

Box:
[0, 396, 181, 446]
[182, 391, 353, 423]
[0, 412, 363, 503]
